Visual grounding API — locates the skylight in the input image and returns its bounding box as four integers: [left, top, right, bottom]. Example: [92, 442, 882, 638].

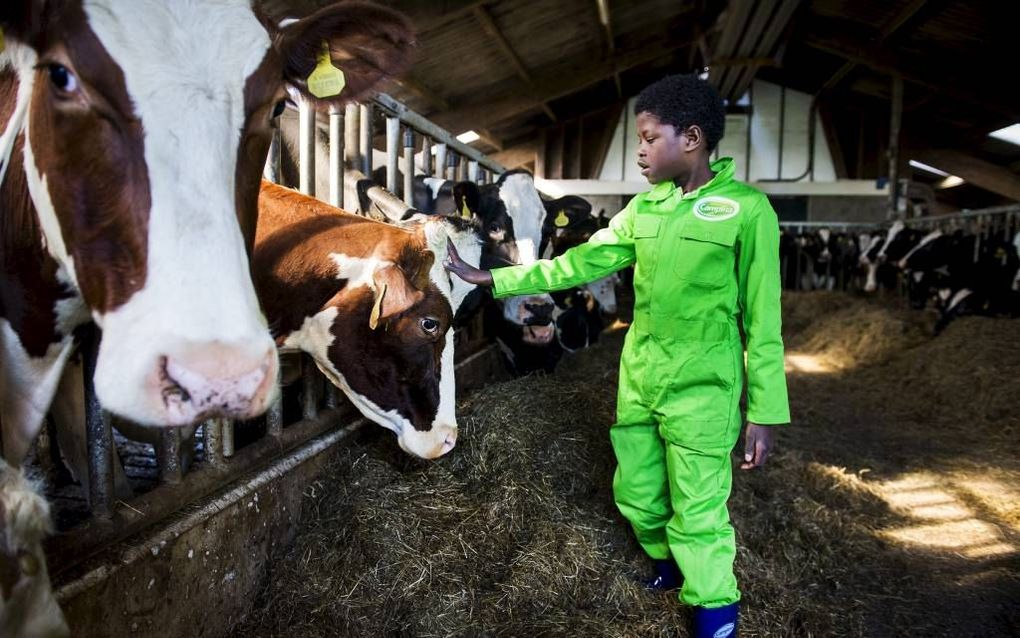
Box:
[908, 159, 949, 177]
[456, 130, 480, 144]
[988, 123, 1020, 146]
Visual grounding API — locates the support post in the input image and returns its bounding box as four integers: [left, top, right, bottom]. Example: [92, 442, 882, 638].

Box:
[359, 103, 373, 176]
[298, 98, 316, 196]
[403, 128, 415, 207]
[329, 105, 345, 208]
[386, 115, 400, 193]
[81, 325, 114, 518]
[888, 74, 903, 219]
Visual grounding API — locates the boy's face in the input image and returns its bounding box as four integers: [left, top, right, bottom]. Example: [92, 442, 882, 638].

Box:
[635, 111, 692, 184]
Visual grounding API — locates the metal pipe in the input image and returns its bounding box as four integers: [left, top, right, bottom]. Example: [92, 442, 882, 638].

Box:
[266, 366, 283, 438]
[386, 115, 400, 193]
[745, 82, 753, 182]
[888, 75, 903, 220]
[298, 98, 316, 196]
[421, 136, 433, 176]
[446, 152, 457, 182]
[81, 325, 114, 517]
[329, 105, 345, 208]
[302, 355, 320, 421]
[760, 95, 818, 183]
[403, 128, 415, 207]
[344, 103, 360, 169]
[359, 103, 373, 176]
[468, 160, 479, 184]
[203, 418, 226, 468]
[324, 384, 340, 409]
[159, 428, 184, 485]
[777, 86, 786, 179]
[222, 419, 235, 459]
[434, 143, 447, 180]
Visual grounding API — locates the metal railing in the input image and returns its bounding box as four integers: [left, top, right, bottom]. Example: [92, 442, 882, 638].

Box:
[46, 93, 504, 576]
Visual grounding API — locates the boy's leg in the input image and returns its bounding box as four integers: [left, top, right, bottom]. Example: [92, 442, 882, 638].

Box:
[609, 343, 671, 560]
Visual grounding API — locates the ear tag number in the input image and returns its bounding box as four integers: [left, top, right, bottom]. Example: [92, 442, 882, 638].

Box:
[460, 200, 473, 219]
[554, 210, 569, 227]
[307, 41, 346, 98]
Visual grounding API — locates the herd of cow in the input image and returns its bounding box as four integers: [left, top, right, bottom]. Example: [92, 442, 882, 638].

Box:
[1, 2, 1018, 636]
[781, 220, 1020, 331]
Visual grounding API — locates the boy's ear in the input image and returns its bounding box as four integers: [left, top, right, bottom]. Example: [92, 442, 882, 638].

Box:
[275, 2, 414, 109]
[682, 124, 706, 153]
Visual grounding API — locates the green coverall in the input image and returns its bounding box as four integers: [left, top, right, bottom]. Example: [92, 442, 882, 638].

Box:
[491, 158, 790, 608]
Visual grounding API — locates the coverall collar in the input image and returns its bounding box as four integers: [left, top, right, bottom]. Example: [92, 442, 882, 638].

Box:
[644, 157, 736, 203]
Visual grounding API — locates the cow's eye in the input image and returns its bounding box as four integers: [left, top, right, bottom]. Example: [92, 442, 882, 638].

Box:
[420, 317, 440, 334]
[488, 224, 501, 234]
[271, 99, 287, 118]
[48, 64, 79, 94]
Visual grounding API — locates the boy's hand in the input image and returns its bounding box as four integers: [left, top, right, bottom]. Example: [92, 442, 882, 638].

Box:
[740, 423, 774, 470]
[444, 239, 494, 287]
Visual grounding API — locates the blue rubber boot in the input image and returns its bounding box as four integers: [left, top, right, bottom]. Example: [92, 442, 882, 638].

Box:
[642, 559, 682, 591]
[692, 602, 739, 638]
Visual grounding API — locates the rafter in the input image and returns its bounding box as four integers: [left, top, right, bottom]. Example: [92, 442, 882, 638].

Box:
[429, 34, 694, 132]
[472, 4, 557, 122]
[594, 0, 621, 98]
[913, 149, 1020, 201]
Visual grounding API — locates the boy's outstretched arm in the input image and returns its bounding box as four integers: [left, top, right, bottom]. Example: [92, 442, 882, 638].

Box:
[736, 198, 791, 470]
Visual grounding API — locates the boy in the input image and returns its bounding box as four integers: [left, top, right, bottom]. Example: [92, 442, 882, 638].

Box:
[445, 74, 789, 638]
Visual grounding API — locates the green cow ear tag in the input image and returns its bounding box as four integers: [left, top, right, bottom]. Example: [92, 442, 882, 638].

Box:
[554, 209, 569, 227]
[460, 200, 473, 219]
[307, 41, 346, 98]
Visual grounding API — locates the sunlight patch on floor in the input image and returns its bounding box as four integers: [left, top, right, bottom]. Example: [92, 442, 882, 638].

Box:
[877, 473, 1016, 560]
[784, 353, 836, 374]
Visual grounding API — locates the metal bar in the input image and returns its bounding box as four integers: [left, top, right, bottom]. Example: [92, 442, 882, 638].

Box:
[372, 93, 506, 174]
[222, 419, 235, 459]
[888, 75, 903, 219]
[266, 365, 284, 438]
[421, 136, 432, 176]
[298, 99, 316, 196]
[302, 355, 320, 421]
[386, 115, 400, 193]
[468, 160, 478, 183]
[158, 428, 184, 484]
[344, 103, 360, 168]
[359, 103, 373, 176]
[777, 86, 785, 179]
[434, 143, 447, 180]
[446, 152, 457, 182]
[263, 125, 281, 184]
[324, 384, 340, 409]
[203, 418, 225, 468]
[329, 105, 344, 208]
[81, 325, 114, 518]
[403, 128, 415, 207]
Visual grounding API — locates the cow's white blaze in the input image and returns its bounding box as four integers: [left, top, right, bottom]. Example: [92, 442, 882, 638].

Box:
[329, 253, 391, 290]
[877, 220, 905, 259]
[947, 288, 972, 312]
[75, 0, 277, 423]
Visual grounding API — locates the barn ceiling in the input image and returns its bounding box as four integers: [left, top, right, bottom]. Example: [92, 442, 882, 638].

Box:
[260, 0, 1019, 207]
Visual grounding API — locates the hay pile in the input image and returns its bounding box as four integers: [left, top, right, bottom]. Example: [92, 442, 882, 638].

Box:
[232, 294, 1019, 637]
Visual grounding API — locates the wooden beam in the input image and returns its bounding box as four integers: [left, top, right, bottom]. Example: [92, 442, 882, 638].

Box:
[817, 100, 849, 179]
[472, 4, 557, 123]
[726, 0, 800, 103]
[385, 76, 449, 112]
[490, 140, 538, 170]
[803, 24, 1015, 117]
[429, 35, 694, 131]
[822, 0, 929, 93]
[472, 128, 504, 152]
[914, 149, 1020, 202]
[594, 0, 622, 98]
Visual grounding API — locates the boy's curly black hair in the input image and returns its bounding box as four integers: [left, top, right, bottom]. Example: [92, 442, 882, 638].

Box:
[634, 74, 725, 152]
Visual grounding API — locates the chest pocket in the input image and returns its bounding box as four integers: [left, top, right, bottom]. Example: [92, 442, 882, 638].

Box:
[674, 223, 738, 288]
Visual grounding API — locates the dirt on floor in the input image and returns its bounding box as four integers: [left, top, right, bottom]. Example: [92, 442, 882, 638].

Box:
[231, 292, 1020, 638]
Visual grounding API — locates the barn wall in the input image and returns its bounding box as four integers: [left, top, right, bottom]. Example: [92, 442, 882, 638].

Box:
[598, 80, 838, 186]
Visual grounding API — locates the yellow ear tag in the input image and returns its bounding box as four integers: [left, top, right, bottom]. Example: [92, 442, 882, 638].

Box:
[307, 42, 346, 99]
[460, 200, 473, 219]
[554, 210, 569, 227]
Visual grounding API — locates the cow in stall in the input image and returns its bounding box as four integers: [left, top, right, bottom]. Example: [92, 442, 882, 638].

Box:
[539, 196, 619, 351]
[255, 182, 483, 458]
[364, 168, 560, 375]
[0, 2, 412, 632]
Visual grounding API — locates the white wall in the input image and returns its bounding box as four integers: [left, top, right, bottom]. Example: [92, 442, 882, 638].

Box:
[598, 80, 837, 184]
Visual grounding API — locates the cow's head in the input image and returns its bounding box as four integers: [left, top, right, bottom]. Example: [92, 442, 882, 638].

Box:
[0, 461, 68, 638]
[485, 170, 555, 346]
[0, 1, 412, 425]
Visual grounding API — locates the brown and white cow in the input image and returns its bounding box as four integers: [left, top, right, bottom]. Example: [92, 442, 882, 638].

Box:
[0, 1, 413, 465]
[255, 182, 482, 459]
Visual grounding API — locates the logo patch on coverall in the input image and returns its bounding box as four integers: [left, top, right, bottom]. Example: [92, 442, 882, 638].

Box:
[693, 196, 740, 222]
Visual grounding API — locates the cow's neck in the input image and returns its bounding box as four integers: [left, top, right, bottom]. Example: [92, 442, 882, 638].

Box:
[0, 71, 85, 358]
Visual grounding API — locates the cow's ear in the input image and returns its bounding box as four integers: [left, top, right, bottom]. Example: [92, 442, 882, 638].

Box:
[453, 182, 479, 220]
[276, 2, 414, 108]
[369, 264, 423, 330]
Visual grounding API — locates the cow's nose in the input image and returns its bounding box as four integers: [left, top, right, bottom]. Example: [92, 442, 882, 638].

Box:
[160, 342, 277, 425]
[440, 429, 457, 456]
